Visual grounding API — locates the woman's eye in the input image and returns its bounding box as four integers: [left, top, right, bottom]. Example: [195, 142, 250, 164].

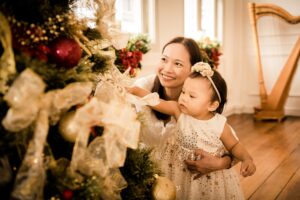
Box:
[175, 62, 183, 67]
[190, 95, 195, 98]
[181, 90, 185, 94]
[161, 57, 167, 62]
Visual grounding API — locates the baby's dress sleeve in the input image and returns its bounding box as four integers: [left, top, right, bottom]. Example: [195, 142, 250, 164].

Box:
[132, 75, 176, 148]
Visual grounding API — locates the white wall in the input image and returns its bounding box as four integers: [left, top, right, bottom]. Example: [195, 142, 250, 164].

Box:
[139, 0, 300, 116]
[138, 0, 185, 77]
[224, 0, 300, 116]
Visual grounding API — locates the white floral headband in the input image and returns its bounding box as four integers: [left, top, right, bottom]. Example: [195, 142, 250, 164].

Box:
[191, 62, 221, 102]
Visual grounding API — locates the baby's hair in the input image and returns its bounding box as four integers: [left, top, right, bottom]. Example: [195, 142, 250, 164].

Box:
[189, 70, 227, 114]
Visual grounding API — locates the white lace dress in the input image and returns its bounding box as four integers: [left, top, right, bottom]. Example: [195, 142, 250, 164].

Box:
[156, 113, 244, 200]
[134, 75, 244, 199]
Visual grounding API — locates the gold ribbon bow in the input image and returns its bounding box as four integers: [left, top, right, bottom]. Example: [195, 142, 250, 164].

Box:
[2, 69, 93, 199]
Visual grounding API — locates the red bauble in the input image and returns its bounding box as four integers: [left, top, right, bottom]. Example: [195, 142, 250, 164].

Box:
[62, 189, 73, 200]
[49, 38, 82, 69]
[35, 44, 51, 61]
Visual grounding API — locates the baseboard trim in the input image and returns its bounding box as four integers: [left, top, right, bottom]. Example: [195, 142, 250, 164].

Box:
[223, 105, 300, 117]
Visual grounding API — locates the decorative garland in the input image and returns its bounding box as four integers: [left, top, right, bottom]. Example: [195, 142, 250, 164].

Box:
[197, 36, 222, 69]
[115, 34, 151, 77]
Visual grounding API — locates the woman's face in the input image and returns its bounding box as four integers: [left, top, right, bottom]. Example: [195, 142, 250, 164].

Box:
[156, 43, 192, 89]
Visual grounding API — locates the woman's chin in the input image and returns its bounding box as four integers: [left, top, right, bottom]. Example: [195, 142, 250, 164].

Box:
[159, 77, 177, 87]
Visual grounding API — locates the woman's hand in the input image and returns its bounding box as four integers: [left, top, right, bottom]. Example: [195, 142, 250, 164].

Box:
[184, 149, 232, 176]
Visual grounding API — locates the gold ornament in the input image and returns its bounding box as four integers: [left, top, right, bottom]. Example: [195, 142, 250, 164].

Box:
[152, 174, 176, 200]
[58, 111, 78, 142]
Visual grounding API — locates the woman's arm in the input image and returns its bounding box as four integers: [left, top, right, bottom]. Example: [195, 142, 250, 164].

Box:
[184, 149, 231, 174]
[184, 125, 239, 175]
[127, 86, 181, 119]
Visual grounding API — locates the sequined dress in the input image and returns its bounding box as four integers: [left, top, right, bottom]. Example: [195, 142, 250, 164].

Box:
[157, 113, 245, 200]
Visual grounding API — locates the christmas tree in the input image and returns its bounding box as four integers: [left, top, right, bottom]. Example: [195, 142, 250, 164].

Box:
[0, 0, 159, 199]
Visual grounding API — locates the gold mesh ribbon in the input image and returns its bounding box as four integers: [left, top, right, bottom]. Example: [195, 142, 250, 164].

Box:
[0, 12, 16, 94]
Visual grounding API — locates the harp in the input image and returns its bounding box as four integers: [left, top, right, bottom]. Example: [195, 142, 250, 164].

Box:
[248, 3, 300, 121]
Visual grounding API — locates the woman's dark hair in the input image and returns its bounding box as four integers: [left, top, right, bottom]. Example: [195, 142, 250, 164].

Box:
[151, 36, 205, 120]
[189, 70, 227, 114]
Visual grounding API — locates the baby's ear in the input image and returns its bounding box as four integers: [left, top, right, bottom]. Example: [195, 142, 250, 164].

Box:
[208, 101, 219, 112]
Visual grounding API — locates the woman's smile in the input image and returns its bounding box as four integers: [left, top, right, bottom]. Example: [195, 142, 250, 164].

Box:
[160, 73, 175, 80]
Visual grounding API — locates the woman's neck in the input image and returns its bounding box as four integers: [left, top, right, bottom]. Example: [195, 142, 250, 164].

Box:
[164, 87, 182, 101]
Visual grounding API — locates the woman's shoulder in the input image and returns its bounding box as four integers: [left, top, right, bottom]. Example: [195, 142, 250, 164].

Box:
[133, 74, 156, 90]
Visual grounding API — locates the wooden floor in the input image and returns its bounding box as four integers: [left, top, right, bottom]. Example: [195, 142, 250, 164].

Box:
[227, 114, 300, 200]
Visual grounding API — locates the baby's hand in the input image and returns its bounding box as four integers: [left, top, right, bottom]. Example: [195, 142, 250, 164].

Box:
[125, 86, 150, 98]
[240, 159, 256, 177]
[125, 86, 137, 95]
[125, 86, 132, 92]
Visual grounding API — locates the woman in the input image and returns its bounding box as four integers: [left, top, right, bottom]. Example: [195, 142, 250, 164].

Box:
[134, 36, 234, 175]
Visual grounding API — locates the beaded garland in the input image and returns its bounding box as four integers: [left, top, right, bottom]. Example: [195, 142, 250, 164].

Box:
[8, 14, 68, 47]
[7, 12, 84, 66]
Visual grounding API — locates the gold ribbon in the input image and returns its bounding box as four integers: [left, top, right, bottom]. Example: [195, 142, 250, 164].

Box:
[69, 78, 140, 199]
[4, 69, 140, 199]
[2, 69, 93, 199]
[0, 12, 16, 94]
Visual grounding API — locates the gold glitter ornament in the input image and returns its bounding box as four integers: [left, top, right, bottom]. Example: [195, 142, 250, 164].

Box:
[152, 174, 176, 200]
[58, 111, 78, 142]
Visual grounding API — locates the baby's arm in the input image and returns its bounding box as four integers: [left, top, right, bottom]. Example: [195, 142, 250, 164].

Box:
[220, 124, 256, 177]
[127, 86, 181, 119]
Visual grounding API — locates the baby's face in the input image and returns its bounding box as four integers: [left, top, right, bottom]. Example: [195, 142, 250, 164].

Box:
[178, 77, 215, 119]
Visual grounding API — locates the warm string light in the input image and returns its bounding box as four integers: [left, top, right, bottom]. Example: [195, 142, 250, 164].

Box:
[7, 14, 70, 48]
[6, 12, 86, 64]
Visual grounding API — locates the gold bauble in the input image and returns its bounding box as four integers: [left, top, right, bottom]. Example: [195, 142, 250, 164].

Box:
[152, 174, 176, 200]
[58, 111, 77, 142]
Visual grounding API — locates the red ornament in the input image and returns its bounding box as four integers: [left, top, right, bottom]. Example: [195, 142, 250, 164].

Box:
[117, 49, 143, 69]
[35, 44, 51, 61]
[49, 38, 82, 69]
[62, 189, 73, 200]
